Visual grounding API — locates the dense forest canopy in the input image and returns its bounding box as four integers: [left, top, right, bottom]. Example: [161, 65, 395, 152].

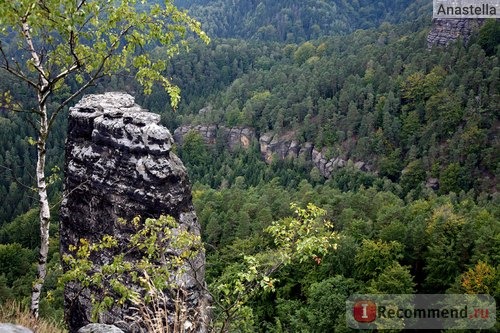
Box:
[0, 0, 499, 331]
[174, 0, 424, 42]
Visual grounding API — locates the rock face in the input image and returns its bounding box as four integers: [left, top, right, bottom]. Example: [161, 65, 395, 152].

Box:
[0, 324, 33, 333]
[174, 125, 371, 178]
[226, 127, 256, 151]
[77, 324, 124, 333]
[259, 132, 312, 163]
[173, 125, 256, 151]
[173, 125, 219, 146]
[60, 92, 209, 333]
[427, 18, 485, 48]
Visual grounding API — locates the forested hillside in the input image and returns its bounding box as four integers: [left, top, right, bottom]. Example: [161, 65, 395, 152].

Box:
[171, 19, 499, 197]
[174, 0, 426, 42]
[0, 0, 499, 331]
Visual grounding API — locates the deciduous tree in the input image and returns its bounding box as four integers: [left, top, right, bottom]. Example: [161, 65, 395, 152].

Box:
[0, 0, 208, 317]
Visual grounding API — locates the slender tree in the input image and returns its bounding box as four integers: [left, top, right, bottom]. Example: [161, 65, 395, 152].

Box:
[0, 0, 208, 318]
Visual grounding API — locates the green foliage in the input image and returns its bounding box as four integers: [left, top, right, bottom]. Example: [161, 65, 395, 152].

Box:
[0, 0, 210, 316]
[176, 0, 419, 42]
[439, 163, 466, 194]
[400, 159, 426, 196]
[211, 253, 276, 333]
[378, 149, 403, 181]
[193, 180, 499, 330]
[368, 262, 415, 294]
[305, 275, 358, 332]
[354, 239, 404, 281]
[423, 203, 471, 292]
[210, 203, 338, 332]
[477, 19, 500, 56]
[180, 130, 210, 176]
[164, 17, 497, 196]
[0, 243, 35, 304]
[1, 4, 498, 228]
[61, 215, 203, 324]
[266, 203, 338, 264]
[293, 42, 316, 64]
[0, 244, 35, 287]
[0, 1, 498, 330]
[0, 0, 209, 109]
[0, 209, 40, 248]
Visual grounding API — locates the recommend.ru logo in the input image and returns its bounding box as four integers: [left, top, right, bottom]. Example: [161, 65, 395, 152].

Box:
[346, 294, 496, 330]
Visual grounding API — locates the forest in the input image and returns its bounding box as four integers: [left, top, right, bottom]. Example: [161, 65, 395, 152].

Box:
[0, 0, 499, 331]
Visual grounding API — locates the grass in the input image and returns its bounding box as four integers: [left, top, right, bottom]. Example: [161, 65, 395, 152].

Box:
[0, 301, 67, 333]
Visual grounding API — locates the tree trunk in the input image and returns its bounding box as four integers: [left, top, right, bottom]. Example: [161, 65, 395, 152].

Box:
[30, 103, 50, 319]
[20, 18, 52, 319]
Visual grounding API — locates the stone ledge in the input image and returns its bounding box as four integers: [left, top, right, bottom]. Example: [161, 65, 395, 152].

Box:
[70, 92, 172, 155]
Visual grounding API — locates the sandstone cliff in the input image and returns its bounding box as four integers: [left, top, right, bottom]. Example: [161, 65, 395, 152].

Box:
[60, 93, 209, 333]
[173, 125, 256, 151]
[174, 125, 372, 178]
[427, 18, 485, 48]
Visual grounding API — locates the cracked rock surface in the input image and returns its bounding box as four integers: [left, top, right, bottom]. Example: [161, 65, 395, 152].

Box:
[427, 18, 485, 48]
[60, 92, 209, 333]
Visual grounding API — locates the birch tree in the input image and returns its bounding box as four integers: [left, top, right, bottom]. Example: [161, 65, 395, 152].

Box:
[0, 0, 208, 318]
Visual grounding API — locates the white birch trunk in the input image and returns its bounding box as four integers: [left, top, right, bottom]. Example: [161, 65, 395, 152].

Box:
[30, 103, 50, 319]
[21, 19, 52, 318]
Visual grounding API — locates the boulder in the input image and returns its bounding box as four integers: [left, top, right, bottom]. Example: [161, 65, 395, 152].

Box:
[77, 324, 124, 333]
[0, 324, 33, 333]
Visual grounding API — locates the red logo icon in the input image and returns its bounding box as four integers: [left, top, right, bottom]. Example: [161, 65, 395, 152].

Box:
[353, 300, 377, 323]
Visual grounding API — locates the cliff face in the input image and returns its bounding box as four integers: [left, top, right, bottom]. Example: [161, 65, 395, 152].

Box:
[60, 93, 209, 333]
[427, 18, 485, 48]
[174, 125, 256, 151]
[174, 125, 372, 178]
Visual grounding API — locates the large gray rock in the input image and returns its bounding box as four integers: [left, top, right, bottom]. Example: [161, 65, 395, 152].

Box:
[60, 92, 209, 333]
[0, 324, 32, 333]
[78, 324, 124, 333]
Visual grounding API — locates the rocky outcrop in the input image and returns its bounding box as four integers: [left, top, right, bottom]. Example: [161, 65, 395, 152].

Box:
[173, 125, 256, 151]
[174, 124, 372, 178]
[173, 125, 218, 145]
[226, 127, 256, 151]
[427, 18, 485, 48]
[60, 93, 209, 333]
[311, 148, 346, 177]
[78, 324, 124, 333]
[258, 132, 371, 177]
[259, 132, 312, 163]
